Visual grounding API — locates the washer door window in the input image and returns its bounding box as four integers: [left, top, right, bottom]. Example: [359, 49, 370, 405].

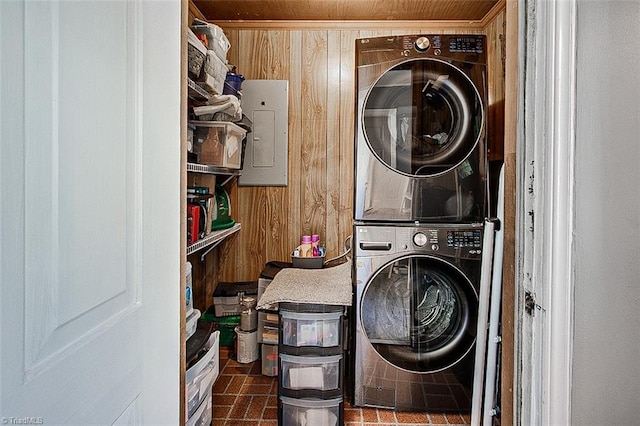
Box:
[363, 58, 483, 177]
[360, 255, 478, 373]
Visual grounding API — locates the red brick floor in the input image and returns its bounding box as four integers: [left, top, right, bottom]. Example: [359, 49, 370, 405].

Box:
[212, 347, 471, 426]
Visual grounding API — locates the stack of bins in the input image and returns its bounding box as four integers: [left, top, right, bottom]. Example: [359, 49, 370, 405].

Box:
[257, 261, 292, 377]
[185, 330, 220, 426]
[190, 20, 230, 96]
[278, 302, 344, 426]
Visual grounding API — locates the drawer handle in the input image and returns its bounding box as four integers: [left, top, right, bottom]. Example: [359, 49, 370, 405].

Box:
[359, 242, 392, 251]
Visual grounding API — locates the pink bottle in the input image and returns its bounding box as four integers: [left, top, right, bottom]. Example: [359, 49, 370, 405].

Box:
[300, 235, 312, 257]
[311, 234, 320, 257]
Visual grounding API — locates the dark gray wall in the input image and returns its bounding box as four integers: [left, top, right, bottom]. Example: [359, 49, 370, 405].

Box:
[573, 1, 640, 424]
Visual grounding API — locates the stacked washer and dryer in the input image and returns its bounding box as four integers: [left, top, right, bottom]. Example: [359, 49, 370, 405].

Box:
[351, 34, 493, 414]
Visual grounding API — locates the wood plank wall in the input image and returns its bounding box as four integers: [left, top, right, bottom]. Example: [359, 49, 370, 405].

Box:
[208, 18, 505, 288]
[203, 18, 506, 288]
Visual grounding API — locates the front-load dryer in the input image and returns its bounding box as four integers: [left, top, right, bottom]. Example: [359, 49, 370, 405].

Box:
[352, 223, 485, 412]
[355, 35, 488, 223]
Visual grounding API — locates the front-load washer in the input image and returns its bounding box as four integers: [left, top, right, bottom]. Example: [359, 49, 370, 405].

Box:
[352, 223, 485, 412]
[355, 35, 488, 223]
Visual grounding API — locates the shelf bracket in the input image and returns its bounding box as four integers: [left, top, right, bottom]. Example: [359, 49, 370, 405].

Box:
[200, 238, 224, 261]
[219, 175, 235, 186]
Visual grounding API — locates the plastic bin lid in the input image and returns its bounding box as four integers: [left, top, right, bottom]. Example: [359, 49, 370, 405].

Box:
[213, 281, 258, 297]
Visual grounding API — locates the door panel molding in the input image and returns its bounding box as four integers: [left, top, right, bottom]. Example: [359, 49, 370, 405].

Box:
[22, 0, 144, 381]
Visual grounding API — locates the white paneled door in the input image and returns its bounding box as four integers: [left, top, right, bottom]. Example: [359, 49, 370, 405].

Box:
[1, 1, 181, 425]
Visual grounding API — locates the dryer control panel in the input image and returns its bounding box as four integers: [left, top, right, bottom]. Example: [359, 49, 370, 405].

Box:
[449, 36, 485, 53]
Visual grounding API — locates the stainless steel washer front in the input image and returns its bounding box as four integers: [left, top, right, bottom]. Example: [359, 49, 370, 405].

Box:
[352, 223, 484, 412]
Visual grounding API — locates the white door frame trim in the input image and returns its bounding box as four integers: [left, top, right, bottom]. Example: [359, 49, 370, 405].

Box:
[545, 1, 576, 423]
[522, 0, 577, 424]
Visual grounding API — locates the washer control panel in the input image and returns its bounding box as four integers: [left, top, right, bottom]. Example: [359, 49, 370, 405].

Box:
[447, 230, 482, 248]
[356, 225, 483, 257]
[408, 227, 482, 255]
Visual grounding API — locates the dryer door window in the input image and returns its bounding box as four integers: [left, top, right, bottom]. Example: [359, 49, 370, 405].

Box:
[360, 255, 478, 373]
[362, 58, 483, 177]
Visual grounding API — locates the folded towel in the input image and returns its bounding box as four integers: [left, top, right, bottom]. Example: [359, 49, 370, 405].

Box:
[193, 94, 242, 121]
[256, 260, 352, 309]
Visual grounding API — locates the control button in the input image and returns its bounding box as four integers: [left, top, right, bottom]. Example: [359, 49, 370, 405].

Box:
[431, 244, 439, 251]
[415, 36, 431, 52]
[413, 232, 428, 247]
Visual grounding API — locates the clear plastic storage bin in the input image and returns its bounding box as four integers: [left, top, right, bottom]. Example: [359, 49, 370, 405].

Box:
[280, 354, 342, 391]
[280, 311, 341, 348]
[190, 121, 247, 169]
[279, 396, 342, 426]
[186, 387, 212, 426]
[197, 51, 227, 96]
[187, 29, 206, 79]
[186, 309, 201, 341]
[258, 311, 279, 344]
[262, 343, 278, 377]
[185, 331, 219, 419]
[190, 19, 230, 62]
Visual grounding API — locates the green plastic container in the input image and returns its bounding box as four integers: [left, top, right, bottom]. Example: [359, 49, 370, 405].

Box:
[201, 306, 240, 347]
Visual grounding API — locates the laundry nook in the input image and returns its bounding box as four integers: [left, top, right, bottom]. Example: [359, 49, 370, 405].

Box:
[183, 1, 509, 425]
[3, 1, 638, 426]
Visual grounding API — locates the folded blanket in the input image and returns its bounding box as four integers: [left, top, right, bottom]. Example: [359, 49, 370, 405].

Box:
[256, 260, 352, 309]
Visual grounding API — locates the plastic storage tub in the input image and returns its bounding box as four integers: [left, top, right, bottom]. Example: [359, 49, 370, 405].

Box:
[279, 396, 342, 426]
[190, 19, 230, 62]
[280, 310, 342, 348]
[190, 121, 247, 170]
[291, 253, 325, 269]
[185, 331, 219, 421]
[258, 311, 279, 344]
[186, 309, 201, 341]
[262, 343, 278, 377]
[198, 51, 227, 96]
[186, 387, 212, 426]
[212, 280, 258, 317]
[279, 354, 342, 392]
[187, 29, 207, 79]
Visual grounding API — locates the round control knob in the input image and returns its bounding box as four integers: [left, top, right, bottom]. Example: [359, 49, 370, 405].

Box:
[415, 36, 431, 52]
[413, 232, 428, 247]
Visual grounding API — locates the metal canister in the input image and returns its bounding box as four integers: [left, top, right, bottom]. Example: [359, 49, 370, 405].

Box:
[240, 296, 257, 332]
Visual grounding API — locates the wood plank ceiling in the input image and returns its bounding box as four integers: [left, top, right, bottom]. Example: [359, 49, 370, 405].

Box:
[192, 0, 500, 21]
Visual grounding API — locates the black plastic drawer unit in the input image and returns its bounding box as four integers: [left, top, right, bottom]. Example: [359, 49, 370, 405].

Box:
[278, 303, 345, 426]
[279, 303, 344, 356]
